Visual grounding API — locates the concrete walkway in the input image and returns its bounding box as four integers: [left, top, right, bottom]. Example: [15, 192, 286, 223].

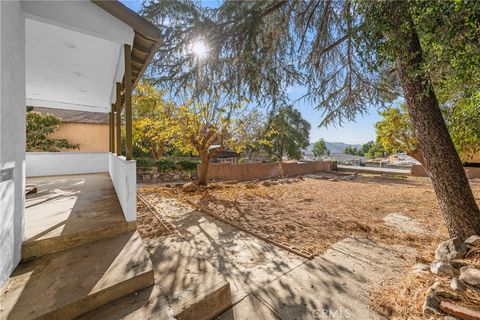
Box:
[149, 196, 416, 320]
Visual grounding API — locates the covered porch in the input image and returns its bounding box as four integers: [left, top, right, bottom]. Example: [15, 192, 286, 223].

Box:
[23, 173, 135, 259]
[0, 1, 163, 318]
[22, 0, 162, 223]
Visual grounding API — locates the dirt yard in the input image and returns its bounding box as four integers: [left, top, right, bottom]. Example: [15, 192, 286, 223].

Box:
[138, 173, 480, 319]
[136, 196, 176, 241]
[140, 174, 480, 260]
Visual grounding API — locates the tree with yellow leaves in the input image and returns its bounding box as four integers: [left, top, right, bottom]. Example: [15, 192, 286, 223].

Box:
[170, 101, 245, 185]
[132, 82, 175, 159]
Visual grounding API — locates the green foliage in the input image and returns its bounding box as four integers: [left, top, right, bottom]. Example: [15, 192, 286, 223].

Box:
[312, 139, 329, 159]
[132, 82, 176, 159]
[155, 158, 176, 172]
[262, 106, 310, 161]
[176, 159, 200, 171]
[343, 141, 385, 158]
[364, 142, 385, 159]
[136, 157, 200, 172]
[446, 96, 480, 162]
[360, 141, 374, 156]
[376, 103, 480, 162]
[234, 108, 270, 162]
[135, 157, 155, 168]
[375, 104, 418, 158]
[343, 146, 361, 156]
[26, 111, 79, 152]
[142, 0, 401, 127]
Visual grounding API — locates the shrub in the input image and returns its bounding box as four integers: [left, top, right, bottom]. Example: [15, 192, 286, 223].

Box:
[155, 158, 176, 172]
[176, 159, 200, 171]
[136, 157, 155, 168]
[135, 157, 200, 172]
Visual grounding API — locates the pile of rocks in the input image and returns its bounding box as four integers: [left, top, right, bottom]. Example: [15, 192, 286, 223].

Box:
[418, 235, 480, 318]
[137, 169, 197, 183]
[262, 178, 301, 186]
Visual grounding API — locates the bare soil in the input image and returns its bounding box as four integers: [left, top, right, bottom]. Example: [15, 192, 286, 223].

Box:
[145, 174, 478, 258]
[136, 196, 176, 240]
[138, 173, 480, 319]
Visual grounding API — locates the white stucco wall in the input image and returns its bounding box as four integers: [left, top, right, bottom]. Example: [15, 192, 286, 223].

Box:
[109, 153, 136, 221]
[26, 152, 109, 177]
[0, 0, 26, 288]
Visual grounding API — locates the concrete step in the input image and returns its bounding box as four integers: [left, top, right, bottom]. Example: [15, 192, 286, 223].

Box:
[1, 231, 154, 320]
[79, 235, 232, 320]
[22, 220, 136, 260]
[23, 173, 135, 260]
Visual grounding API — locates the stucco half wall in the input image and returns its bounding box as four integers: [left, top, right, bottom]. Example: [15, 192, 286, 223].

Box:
[109, 153, 136, 221]
[48, 122, 109, 152]
[203, 161, 335, 182]
[26, 152, 109, 177]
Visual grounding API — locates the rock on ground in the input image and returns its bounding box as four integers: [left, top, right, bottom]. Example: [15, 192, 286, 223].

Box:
[450, 278, 466, 292]
[182, 182, 197, 192]
[465, 235, 480, 247]
[412, 263, 430, 274]
[435, 238, 468, 261]
[423, 295, 443, 316]
[430, 262, 457, 277]
[383, 213, 427, 235]
[459, 266, 480, 288]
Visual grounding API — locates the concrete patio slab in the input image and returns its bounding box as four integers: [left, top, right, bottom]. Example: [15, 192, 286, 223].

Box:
[78, 285, 173, 320]
[154, 197, 306, 303]
[147, 236, 232, 320]
[0, 231, 154, 320]
[80, 235, 232, 320]
[23, 173, 135, 259]
[254, 237, 415, 320]
[383, 212, 427, 235]
[216, 294, 280, 320]
[139, 195, 418, 320]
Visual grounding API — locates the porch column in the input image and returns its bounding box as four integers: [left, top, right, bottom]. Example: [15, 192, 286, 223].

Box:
[124, 44, 133, 160]
[115, 82, 122, 155]
[109, 104, 114, 152]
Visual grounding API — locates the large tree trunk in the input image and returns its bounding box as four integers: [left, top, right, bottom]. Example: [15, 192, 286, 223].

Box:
[394, 10, 480, 239]
[197, 152, 210, 185]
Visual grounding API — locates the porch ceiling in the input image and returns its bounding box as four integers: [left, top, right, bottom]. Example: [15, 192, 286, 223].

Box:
[26, 18, 124, 113]
[24, 1, 162, 113]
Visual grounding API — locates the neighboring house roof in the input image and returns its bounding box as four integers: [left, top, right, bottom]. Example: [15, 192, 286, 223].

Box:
[31, 107, 108, 125]
[208, 145, 241, 158]
[215, 151, 241, 159]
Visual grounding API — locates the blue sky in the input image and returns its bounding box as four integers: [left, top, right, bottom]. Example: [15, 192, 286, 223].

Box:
[121, 0, 381, 144]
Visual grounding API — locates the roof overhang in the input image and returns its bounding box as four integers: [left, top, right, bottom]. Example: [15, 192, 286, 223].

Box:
[91, 1, 162, 90]
[23, 0, 161, 113]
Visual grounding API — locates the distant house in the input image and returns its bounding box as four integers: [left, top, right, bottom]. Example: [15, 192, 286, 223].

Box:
[365, 153, 419, 169]
[208, 145, 240, 164]
[327, 153, 368, 166]
[32, 107, 109, 152]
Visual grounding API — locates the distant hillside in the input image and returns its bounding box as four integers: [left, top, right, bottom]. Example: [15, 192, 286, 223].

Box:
[304, 141, 362, 156]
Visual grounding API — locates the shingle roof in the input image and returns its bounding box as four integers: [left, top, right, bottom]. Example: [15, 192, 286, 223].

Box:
[31, 107, 109, 124]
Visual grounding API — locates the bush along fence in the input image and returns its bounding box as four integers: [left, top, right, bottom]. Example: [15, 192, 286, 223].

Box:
[136, 158, 199, 183]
